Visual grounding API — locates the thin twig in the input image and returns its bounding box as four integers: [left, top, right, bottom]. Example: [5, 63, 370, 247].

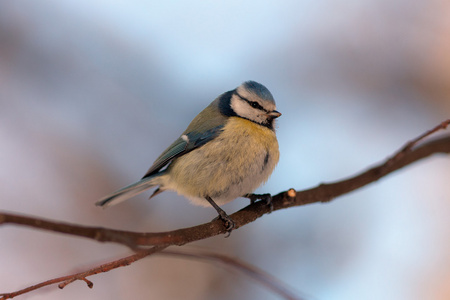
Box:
[0, 246, 166, 300]
[387, 119, 450, 165]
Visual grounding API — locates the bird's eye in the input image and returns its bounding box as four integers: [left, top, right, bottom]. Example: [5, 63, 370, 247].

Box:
[249, 101, 262, 110]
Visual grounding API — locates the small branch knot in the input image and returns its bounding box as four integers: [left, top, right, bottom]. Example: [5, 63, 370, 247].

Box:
[287, 188, 296, 198]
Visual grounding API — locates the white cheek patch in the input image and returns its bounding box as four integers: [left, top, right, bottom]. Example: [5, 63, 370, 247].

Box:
[230, 97, 253, 118]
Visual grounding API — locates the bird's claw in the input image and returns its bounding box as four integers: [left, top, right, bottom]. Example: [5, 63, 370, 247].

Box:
[212, 214, 235, 237]
[222, 216, 235, 237]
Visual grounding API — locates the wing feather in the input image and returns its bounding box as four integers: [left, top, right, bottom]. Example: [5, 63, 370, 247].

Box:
[142, 125, 223, 178]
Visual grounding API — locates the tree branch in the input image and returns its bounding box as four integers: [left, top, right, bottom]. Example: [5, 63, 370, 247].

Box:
[0, 246, 302, 300]
[1, 120, 448, 248]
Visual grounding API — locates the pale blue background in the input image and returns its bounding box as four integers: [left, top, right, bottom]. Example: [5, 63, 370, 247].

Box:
[1, 1, 450, 299]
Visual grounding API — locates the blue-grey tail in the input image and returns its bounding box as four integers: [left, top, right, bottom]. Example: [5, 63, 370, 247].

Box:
[96, 175, 158, 208]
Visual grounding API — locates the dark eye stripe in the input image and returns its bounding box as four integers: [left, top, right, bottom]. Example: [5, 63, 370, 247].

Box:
[235, 92, 267, 112]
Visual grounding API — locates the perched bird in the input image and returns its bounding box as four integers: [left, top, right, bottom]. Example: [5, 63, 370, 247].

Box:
[96, 81, 281, 232]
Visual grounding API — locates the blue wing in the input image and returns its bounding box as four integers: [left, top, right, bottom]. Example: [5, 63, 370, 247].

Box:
[142, 125, 224, 178]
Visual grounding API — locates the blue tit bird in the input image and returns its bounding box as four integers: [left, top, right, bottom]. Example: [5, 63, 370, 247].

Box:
[96, 80, 281, 231]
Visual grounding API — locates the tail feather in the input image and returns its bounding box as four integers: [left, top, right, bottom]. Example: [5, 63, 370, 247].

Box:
[96, 176, 157, 207]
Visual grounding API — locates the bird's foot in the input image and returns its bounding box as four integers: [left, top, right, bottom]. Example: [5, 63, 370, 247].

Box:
[211, 211, 235, 237]
[206, 196, 235, 237]
[218, 213, 235, 237]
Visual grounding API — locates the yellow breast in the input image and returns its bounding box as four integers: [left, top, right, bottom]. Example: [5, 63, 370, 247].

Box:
[224, 117, 279, 151]
[161, 116, 280, 206]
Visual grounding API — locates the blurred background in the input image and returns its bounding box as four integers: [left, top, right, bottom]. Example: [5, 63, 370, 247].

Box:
[1, 1, 450, 299]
